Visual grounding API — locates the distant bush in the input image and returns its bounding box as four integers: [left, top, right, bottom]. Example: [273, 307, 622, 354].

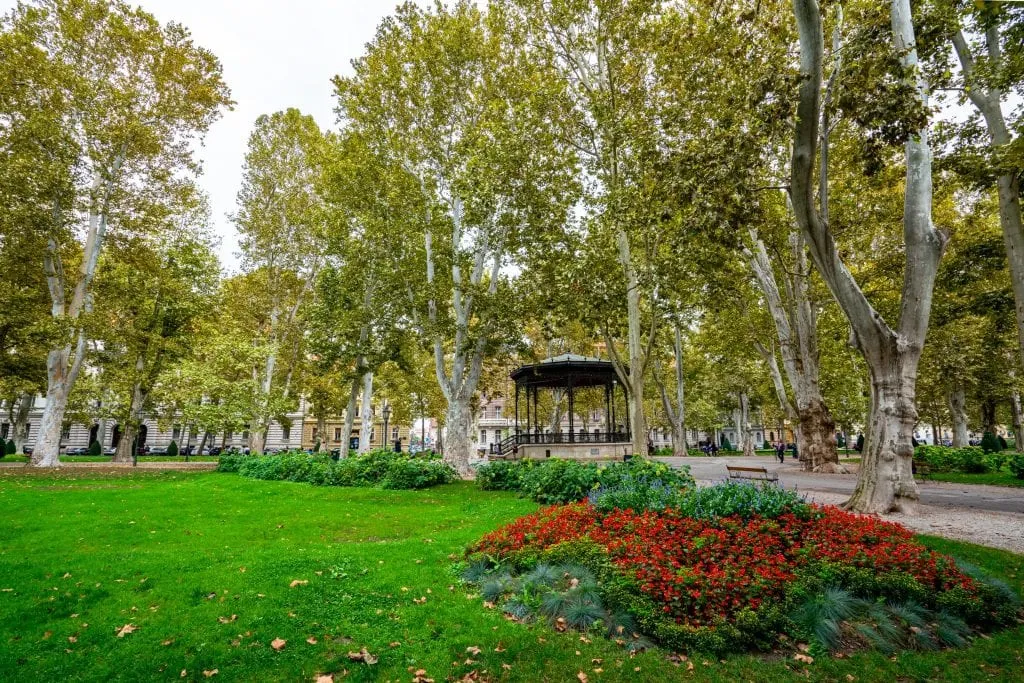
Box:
[5, 439, 15, 456]
[166, 440, 179, 457]
[915, 446, 989, 473]
[1008, 454, 1024, 480]
[980, 432, 1001, 454]
[854, 434, 864, 452]
[671, 480, 813, 521]
[720, 436, 733, 451]
[88, 440, 102, 456]
[228, 449, 456, 490]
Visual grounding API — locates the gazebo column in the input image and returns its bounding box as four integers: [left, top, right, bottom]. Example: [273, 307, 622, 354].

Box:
[514, 382, 520, 441]
[568, 374, 575, 443]
[532, 385, 539, 441]
[622, 380, 631, 438]
[605, 382, 611, 437]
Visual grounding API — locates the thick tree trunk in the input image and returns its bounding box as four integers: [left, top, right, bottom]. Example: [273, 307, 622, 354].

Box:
[931, 421, 941, 446]
[358, 371, 374, 453]
[11, 393, 32, 454]
[33, 347, 73, 468]
[980, 398, 997, 435]
[196, 430, 209, 456]
[443, 397, 474, 478]
[851, 369, 920, 513]
[948, 387, 969, 447]
[799, 397, 840, 472]
[114, 423, 137, 463]
[249, 427, 266, 456]
[316, 414, 326, 451]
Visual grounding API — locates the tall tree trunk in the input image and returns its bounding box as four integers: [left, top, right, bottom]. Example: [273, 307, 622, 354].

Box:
[34, 346, 74, 468]
[1012, 390, 1023, 452]
[114, 423, 137, 463]
[341, 370, 361, 457]
[654, 324, 689, 457]
[739, 392, 756, 457]
[791, 0, 943, 513]
[196, 430, 209, 456]
[931, 420, 941, 446]
[359, 371, 374, 453]
[444, 396, 474, 477]
[11, 393, 32, 454]
[114, 379, 146, 463]
[980, 398, 997, 435]
[951, 29, 1024, 368]
[948, 387, 969, 447]
[613, 230, 652, 459]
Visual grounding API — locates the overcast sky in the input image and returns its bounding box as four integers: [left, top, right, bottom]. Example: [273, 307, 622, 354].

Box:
[2, 0, 407, 270]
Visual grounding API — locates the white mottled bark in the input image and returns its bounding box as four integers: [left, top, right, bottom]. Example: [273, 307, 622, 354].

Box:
[359, 371, 374, 453]
[948, 387, 969, 448]
[11, 393, 32, 454]
[655, 324, 688, 456]
[791, 0, 944, 512]
[739, 392, 756, 457]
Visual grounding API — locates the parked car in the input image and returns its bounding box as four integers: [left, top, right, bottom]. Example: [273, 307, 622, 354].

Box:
[207, 446, 222, 456]
[103, 447, 116, 455]
[147, 446, 168, 456]
[65, 447, 90, 456]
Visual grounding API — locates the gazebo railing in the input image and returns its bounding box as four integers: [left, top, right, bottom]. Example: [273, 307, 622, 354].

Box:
[490, 431, 631, 455]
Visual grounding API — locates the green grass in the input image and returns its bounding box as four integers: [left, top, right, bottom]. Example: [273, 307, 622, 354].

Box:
[0, 470, 1021, 682]
[928, 468, 1024, 488]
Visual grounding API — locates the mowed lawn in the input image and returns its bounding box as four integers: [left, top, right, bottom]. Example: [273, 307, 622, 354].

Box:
[0, 472, 1022, 682]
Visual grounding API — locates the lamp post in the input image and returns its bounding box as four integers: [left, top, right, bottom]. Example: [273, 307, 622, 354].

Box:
[382, 402, 392, 451]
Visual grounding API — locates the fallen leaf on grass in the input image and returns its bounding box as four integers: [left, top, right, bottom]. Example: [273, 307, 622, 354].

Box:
[218, 615, 238, 624]
[238, 567, 246, 573]
[577, 672, 588, 683]
[289, 580, 309, 588]
[412, 669, 434, 683]
[793, 654, 814, 664]
[502, 663, 512, 671]
[466, 646, 481, 656]
[162, 639, 174, 646]
[271, 638, 287, 651]
[180, 670, 187, 678]
[482, 601, 495, 609]
[413, 597, 427, 605]
[306, 637, 318, 645]
[389, 641, 401, 648]
[494, 644, 506, 652]
[42, 631, 52, 640]
[314, 675, 334, 683]
[203, 669, 218, 677]
[347, 648, 377, 665]
[70, 613, 79, 618]
[116, 624, 137, 638]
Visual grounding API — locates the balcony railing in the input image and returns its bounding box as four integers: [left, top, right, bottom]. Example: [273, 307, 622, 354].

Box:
[490, 430, 631, 455]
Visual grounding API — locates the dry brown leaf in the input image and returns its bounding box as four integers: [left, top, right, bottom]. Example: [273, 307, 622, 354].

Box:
[70, 613, 79, 618]
[412, 669, 434, 683]
[162, 639, 174, 646]
[413, 597, 427, 605]
[42, 631, 52, 640]
[389, 641, 401, 648]
[502, 663, 512, 671]
[347, 648, 378, 665]
[116, 624, 137, 638]
[494, 644, 506, 652]
[577, 672, 588, 683]
[271, 638, 287, 651]
[593, 668, 603, 674]
[314, 675, 334, 683]
[466, 646, 481, 655]
[793, 654, 814, 664]
[482, 601, 495, 609]
[202, 669, 218, 678]
[180, 670, 187, 678]
[289, 580, 309, 588]
[67, 636, 77, 643]
[218, 615, 237, 624]
[845, 676, 855, 682]
[307, 637, 318, 645]
[687, 661, 695, 671]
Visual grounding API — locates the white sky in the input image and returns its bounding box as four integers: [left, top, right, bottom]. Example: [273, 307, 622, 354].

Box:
[1, 0, 407, 271]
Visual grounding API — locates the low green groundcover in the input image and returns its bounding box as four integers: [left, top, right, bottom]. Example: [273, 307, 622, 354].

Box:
[462, 482, 1020, 657]
[219, 449, 456, 490]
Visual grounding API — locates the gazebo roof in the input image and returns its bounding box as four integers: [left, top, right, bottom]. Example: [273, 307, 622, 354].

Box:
[510, 354, 622, 388]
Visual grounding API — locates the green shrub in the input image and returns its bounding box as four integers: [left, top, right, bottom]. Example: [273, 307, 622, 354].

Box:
[672, 481, 812, 520]
[915, 445, 988, 473]
[980, 431, 1001, 454]
[216, 453, 247, 472]
[381, 459, 456, 489]
[855, 434, 864, 452]
[720, 436, 732, 451]
[87, 439, 101, 456]
[1009, 454, 1024, 479]
[763, 440, 771, 450]
[6, 439, 16, 455]
[477, 460, 530, 491]
[520, 459, 603, 504]
[166, 440, 179, 457]
[588, 474, 686, 513]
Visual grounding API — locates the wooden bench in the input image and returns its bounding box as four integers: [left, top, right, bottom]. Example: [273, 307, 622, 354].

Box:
[912, 459, 930, 480]
[726, 465, 779, 483]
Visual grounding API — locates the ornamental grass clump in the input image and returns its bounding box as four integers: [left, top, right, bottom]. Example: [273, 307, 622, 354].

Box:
[464, 482, 1020, 656]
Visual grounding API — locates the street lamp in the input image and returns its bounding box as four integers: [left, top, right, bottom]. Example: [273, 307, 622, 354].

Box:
[382, 402, 392, 451]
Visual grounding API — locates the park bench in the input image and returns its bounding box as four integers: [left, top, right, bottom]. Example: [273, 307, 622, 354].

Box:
[912, 458, 930, 480]
[726, 465, 779, 483]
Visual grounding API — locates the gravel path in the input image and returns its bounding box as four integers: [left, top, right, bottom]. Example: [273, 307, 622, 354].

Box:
[656, 455, 1024, 554]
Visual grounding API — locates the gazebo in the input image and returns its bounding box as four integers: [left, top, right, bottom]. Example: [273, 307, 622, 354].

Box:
[490, 353, 632, 461]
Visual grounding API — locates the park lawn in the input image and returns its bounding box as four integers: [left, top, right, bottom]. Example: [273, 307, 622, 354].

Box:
[928, 468, 1024, 488]
[0, 472, 1021, 683]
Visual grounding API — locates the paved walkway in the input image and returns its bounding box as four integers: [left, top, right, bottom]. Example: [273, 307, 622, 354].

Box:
[655, 455, 1024, 515]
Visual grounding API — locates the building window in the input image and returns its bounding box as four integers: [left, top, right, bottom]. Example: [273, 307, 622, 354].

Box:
[334, 427, 342, 442]
[480, 429, 487, 443]
[391, 427, 399, 441]
[282, 425, 290, 441]
[242, 427, 250, 440]
[61, 424, 71, 440]
[494, 406, 502, 419]
[0, 423, 8, 439]
[172, 424, 181, 441]
[311, 427, 318, 441]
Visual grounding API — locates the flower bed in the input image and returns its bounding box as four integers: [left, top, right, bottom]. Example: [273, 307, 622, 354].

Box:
[464, 485, 1020, 655]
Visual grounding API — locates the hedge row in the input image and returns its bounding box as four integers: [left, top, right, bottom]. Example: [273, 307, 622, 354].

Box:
[914, 445, 1024, 476]
[218, 450, 456, 490]
[476, 457, 695, 504]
